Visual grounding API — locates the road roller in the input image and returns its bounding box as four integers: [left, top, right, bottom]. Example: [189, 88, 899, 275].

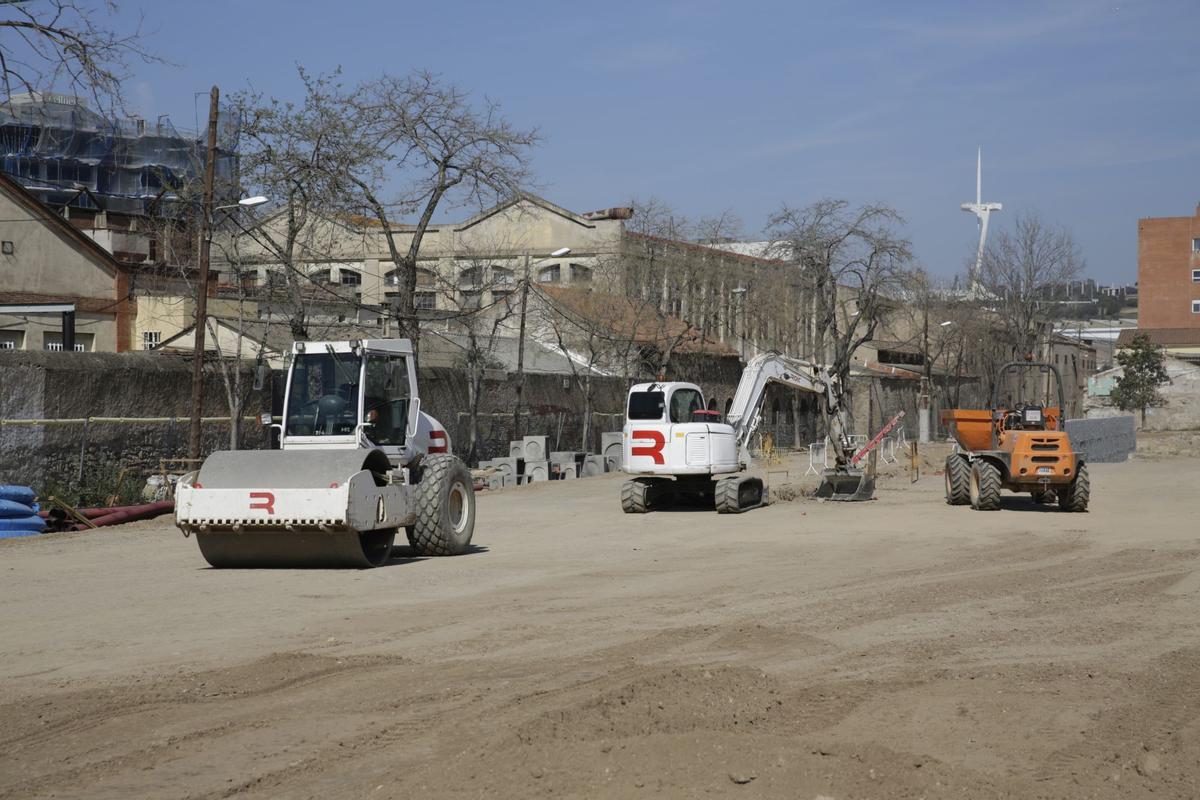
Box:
[174, 338, 476, 568]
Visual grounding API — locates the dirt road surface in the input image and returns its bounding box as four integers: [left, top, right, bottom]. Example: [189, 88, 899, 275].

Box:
[2, 452, 1198, 799]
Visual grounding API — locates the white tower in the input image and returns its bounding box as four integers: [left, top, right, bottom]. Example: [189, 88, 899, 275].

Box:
[961, 147, 1002, 296]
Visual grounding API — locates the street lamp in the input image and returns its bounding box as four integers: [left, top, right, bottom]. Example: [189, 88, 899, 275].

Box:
[514, 247, 571, 439]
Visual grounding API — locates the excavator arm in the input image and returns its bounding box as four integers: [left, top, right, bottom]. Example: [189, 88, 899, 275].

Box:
[724, 352, 854, 467]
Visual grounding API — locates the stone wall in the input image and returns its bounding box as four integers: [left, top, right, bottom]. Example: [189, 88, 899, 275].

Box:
[1085, 357, 1200, 431]
[0, 351, 270, 491]
[1064, 416, 1137, 463]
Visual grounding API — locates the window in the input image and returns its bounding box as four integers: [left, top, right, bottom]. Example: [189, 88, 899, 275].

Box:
[142, 331, 161, 350]
[1193, 300, 1200, 314]
[627, 391, 665, 420]
[537, 264, 560, 283]
[339, 269, 362, 286]
[669, 388, 704, 423]
[492, 266, 515, 286]
[1193, 238, 1200, 253]
[569, 263, 592, 283]
[44, 333, 92, 351]
[414, 291, 436, 311]
[0, 330, 21, 349]
[284, 351, 361, 437]
[1192, 268, 1200, 283]
[459, 266, 484, 289]
[363, 354, 411, 446]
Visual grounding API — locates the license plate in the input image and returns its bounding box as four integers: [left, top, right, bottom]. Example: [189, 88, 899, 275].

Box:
[1037, 467, 1053, 475]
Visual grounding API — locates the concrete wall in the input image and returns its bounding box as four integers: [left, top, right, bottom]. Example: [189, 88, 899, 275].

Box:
[0, 351, 270, 490]
[1065, 416, 1137, 463]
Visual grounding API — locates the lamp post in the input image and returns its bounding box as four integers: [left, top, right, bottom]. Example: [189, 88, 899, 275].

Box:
[514, 246, 570, 439]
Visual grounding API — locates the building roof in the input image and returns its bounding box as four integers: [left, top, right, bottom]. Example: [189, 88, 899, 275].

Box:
[535, 284, 738, 357]
[624, 231, 788, 268]
[1117, 328, 1200, 347]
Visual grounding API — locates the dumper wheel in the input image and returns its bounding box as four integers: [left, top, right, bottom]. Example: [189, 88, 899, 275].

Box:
[969, 460, 1001, 511]
[409, 454, 475, 555]
[944, 454, 970, 505]
[1057, 462, 1090, 512]
[621, 479, 652, 514]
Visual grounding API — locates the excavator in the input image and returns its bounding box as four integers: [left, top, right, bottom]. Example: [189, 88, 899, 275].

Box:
[619, 351, 872, 513]
[174, 338, 476, 567]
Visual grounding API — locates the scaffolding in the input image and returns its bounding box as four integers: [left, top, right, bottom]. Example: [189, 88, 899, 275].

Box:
[0, 92, 239, 217]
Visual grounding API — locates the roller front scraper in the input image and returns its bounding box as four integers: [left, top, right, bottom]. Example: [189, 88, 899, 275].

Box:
[175, 338, 475, 568]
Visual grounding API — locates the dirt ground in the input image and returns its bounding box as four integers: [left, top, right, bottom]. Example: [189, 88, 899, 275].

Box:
[2, 446, 1199, 799]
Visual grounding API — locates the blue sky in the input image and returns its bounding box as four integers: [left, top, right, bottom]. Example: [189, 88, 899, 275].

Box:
[113, 0, 1199, 283]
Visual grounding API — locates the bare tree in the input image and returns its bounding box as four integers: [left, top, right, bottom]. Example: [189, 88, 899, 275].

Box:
[307, 69, 539, 350]
[432, 245, 523, 464]
[231, 75, 356, 341]
[0, 1, 161, 110]
[767, 200, 913, 398]
[978, 212, 1085, 356]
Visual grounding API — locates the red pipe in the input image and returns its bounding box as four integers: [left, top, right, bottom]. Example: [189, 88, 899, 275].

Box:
[70, 501, 174, 531]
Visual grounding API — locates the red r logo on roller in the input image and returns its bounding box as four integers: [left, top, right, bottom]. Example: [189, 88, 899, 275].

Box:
[249, 491, 275, 515]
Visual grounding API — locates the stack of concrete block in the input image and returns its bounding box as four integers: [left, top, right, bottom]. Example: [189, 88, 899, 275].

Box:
[523, 460, 549, 482]
[550, 451, 581, 479]
[1065, 416, 1136, 463]
[601, 432, 623, 472]
[581, 454, 606, 477]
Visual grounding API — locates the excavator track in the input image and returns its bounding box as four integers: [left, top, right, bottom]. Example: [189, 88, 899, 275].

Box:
[715, 475, 765, 513]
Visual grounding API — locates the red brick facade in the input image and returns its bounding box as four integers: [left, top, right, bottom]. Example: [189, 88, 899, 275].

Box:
[1138, 204, 1200, 330]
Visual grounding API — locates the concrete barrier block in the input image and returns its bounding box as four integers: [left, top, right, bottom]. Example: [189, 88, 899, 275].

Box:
[1065, 416, 1136, 463]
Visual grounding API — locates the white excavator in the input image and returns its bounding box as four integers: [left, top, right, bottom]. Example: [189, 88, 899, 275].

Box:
[620, 351, 872, 513]
[174, 338, 476, 568]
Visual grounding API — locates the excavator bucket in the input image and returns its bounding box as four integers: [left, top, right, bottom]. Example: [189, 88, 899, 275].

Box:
[815, 468, 875, 501]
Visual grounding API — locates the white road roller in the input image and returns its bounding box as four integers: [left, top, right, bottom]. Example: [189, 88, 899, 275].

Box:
[174, 338, 476, 568]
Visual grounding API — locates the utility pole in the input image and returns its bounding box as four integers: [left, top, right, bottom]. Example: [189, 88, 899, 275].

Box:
[513, 253, 531, 440]
[188, 85, 220, 461]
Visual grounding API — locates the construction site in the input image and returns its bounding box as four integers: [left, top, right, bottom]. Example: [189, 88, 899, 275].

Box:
[2, 3, 1199, 796]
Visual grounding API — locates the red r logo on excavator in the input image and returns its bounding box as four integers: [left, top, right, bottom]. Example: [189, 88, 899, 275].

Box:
[630, 430, 666, 464]
[249, 491, 275, 515]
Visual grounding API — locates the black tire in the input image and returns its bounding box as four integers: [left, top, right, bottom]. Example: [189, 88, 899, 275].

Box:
[715, 477, 740, 514]
[1057, 462, 1090, 512]
[944, 454, 970, 506]
[409, 454, 475, 555]
[969, 459, 1001, 511]
[621, 479, 651, 513]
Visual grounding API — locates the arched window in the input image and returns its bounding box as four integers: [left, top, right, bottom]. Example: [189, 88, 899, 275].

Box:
[570, 263, 592, 283]
[707, 397, 717, 411]
[537, 263, 561, 283]
[491, 266, 515, 286]
[338, 269, 362, 286]
[459, 265, 484, 289]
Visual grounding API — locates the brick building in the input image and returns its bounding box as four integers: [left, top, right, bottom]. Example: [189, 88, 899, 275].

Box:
[1137, 203, 1200, 329]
